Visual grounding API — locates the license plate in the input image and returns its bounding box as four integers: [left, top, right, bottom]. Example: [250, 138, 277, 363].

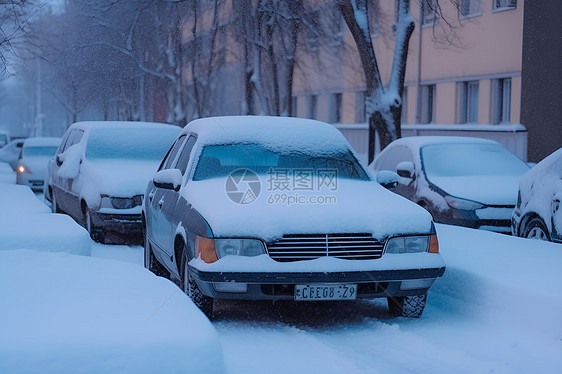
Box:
[294, 284, 357, 301]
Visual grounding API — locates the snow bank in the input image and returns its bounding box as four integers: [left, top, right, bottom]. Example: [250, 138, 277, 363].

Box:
[0, 162, 15, 184]
[0, 184, 90, 255]
[0, 250, 226, 374]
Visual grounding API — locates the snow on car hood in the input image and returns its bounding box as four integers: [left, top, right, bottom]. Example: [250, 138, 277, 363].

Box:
[183, 177, 434, 242]
[82, 159, 159, 197]
[427, 175, 521, 206]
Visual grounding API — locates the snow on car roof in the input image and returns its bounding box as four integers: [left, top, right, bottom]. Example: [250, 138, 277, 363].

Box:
[388, 136, 500, 150]
[183, 116, 352, 154]
[23, 136, 62, 148]
[68, 120, 178, 133]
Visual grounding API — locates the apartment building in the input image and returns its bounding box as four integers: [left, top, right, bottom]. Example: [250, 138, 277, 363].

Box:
[180, 0, 560, 162]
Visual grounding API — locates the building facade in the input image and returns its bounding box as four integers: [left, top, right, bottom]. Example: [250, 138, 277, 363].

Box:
[180, 0, 560, 162]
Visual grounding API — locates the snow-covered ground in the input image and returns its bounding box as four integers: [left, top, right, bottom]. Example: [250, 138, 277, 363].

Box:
[91, 225, 562, 374]
[1, 184, 560, 373]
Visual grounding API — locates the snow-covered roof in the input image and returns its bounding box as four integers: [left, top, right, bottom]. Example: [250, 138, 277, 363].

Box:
[388, 136, 500, 150]
[183, 116, 352, 154]
[23, 137, 62, 148]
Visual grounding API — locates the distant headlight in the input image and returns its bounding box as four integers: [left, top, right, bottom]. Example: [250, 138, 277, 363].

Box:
[195, 236, 265, 263]
[444, 195, 484, 210]
[385, 235, 431, 254]
[16, 165, 29, 174]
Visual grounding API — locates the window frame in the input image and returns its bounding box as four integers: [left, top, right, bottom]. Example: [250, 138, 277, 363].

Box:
[492, 0, 516, 13]
[458, 0, 482, 20]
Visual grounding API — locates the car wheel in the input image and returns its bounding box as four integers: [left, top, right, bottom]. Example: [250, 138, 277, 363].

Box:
[85, 209, 104, 243]
[51, 189, 60, 213]
[144, 234, 170, 277]
[523, 217, 551, 241]
[182, 258, 214, 319]
[387, 293, 427, 318]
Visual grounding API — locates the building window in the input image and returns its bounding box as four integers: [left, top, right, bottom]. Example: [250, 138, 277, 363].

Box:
[421, 0, 437, 26]
[308, 95, 318, 120]
[330, 93, 342, 123]
[421, 85, 435, 124]
[459, 81, 479, 123]
[459, 0, 481, 19]
[493, 78, 511, 124]
[355, 91, 366, 123]
[493, 0, 516, 11]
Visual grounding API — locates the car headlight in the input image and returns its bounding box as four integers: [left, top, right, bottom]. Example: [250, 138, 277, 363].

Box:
[385, 235, 438, 254]
[444, 195, 484, 210]
[195, 236, 265, 263]
[17, 165, 30, 174]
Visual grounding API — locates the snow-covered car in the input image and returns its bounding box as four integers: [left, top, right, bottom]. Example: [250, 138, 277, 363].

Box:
[512, 148, 562, 242]
[0, 130, 10, 148]
[45, 121, 180, 243]
[16, 137, 61, 191]
[369, 136, 530, 233]
[0, 138, 24, 169]
[143, 116, 445, 319]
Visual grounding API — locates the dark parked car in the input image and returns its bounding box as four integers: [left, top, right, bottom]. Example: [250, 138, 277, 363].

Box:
[512, 148, 562, 242]
[143, 116, 445, 319]
[369, 136, 530, 233]
[45, 121, 180, 243]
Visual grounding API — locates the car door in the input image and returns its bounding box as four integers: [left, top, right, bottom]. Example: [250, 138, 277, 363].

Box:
[57, 130, 84, 218]
[377, 145, 417, 202]
[160, 134, 197, 271]
[147, 135, 187, 268]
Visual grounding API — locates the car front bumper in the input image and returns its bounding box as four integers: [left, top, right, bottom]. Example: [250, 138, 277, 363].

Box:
[91, 211, 143, 234]
[189, 261, 446, 301]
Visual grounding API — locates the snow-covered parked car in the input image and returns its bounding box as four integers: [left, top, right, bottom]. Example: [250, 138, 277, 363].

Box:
[0, 162, 15, 184]
[16, 137, 61, 191]
[369, 137, 530, 233]
[0, 138, 24, 169]
[512, 148, 562, 242]
[143, 116, 445, 319]
[45, 121, 180, 243]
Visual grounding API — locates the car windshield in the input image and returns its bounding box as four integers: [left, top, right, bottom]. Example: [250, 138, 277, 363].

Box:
[421, 143, 530, 177]
[22, 146, 58, 158]
[0, 134, 7, 146]
[192, 143, 369, 181]
[85, 127, 178, 161]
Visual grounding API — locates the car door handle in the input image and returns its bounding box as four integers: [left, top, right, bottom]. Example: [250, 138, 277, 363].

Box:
[158, 197, 164, 208]
[148, 190, 155, 202]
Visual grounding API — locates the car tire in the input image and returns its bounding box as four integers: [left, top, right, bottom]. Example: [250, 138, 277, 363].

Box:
[144, 234, 170, 278]
[51, 189, 60, 213]
[523, 217, 551, 241]
[182, 258, 214, 319]
[85, 209, 104, 243]
[387, 293, 427, 318]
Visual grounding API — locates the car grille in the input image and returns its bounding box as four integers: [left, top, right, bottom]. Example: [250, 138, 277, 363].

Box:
[266, 233, 384, 262]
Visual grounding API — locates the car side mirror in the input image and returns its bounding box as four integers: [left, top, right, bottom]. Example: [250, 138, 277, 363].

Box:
[396, 161, 415, 179]
[376, 170, 399, 189]
[153, 169, 182, 192]
[56, 154, 63, 167]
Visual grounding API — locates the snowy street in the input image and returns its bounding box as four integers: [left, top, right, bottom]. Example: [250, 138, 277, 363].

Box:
[91, 225, 562, 374]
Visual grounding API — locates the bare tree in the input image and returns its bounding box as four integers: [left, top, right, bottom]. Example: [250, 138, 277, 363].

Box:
[0, 0, 33, 76]
[338, 0, 414, 162]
